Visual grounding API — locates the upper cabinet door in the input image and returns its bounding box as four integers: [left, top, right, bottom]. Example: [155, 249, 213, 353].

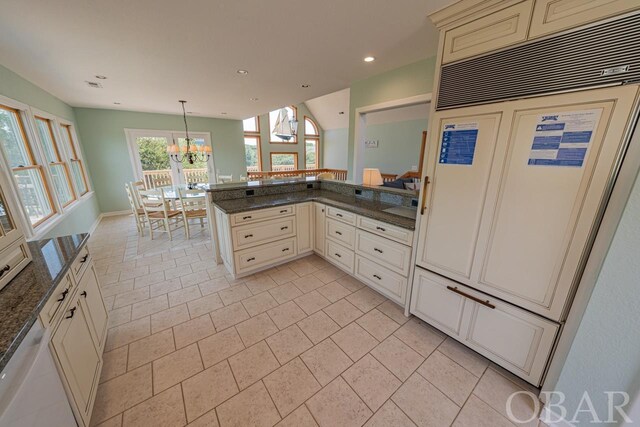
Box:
[472, 85, 639, 320]
[416, 107, 505, 283]
[442, 1, 533, 64]
[529, 0, 640, 38]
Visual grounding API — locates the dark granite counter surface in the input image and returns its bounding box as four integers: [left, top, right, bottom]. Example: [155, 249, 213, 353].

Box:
[212, 190, 417, 230]
[0, 233, 89, 372]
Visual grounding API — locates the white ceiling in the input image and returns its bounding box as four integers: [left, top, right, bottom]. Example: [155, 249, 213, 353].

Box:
[305, 89, 350, 130]
[0, 0, 452, 120]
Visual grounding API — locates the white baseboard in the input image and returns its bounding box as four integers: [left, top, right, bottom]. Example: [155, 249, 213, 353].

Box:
[540, 405, 574, 427]
[101, 210, 131, 217]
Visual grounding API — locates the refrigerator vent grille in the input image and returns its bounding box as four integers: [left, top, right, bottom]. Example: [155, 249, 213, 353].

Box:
[437, 12, 640, 110]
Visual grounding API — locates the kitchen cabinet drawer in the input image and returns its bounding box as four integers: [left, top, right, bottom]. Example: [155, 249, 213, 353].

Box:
[410, 268, 558, 386]
[0, 239, 31, 292]
[326, 218, 355, 250]
[355, 230, 412, 276]
[442, 1, 533, 64]
[529, 0, 640, 38]
[41, 272, 75, 328]
[326, 240, 355, 274]
[326, 206, 356, 225]
[230, 205, 294, 227]
[234, 238, 297, 275]
[355, 255, 407, 304]
[357, 216, 414, 246]
[232, 217, 296, 251]
[71, 245, 91, 281]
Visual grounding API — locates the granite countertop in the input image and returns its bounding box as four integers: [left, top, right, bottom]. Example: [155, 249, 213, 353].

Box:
[212, 190, 417, 230]
[0, 233, 89, 372]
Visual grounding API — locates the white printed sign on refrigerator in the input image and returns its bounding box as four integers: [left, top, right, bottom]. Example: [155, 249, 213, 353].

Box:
[439, 122, 479, 165]
[528, 110, 600, 167]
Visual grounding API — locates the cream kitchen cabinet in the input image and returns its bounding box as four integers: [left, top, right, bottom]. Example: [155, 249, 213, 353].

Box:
[296, 202, 314, 255]
[411, 268, 558, 386]
[313, 202, 326, 256]
[529, 0, 640, 38]
[0, 177, 31, 291]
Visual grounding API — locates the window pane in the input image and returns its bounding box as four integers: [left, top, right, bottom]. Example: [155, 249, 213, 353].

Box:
[305, 139, 317, 169]
[0, 108, 32, 168]
[35, 118, 59, 163]
[59, 125, 78, 158]
[14, 168, 53, 225]
[243, 117, 258, 132]
[0, 187, 16, 234]
[269, 107, 296, 143]
[305, 118, 318, 136]
[50, 164, 74, 206]
[271, 153, 296, 171]
[244, 136, 260, 171]
[136, 137, 170, 171]
[70, 160, 88, 195]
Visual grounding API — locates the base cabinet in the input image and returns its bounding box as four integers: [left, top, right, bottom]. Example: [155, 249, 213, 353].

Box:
[296, 203, 313, 254]
[410, 268, 558, 386]
[313, 203, 326, 255]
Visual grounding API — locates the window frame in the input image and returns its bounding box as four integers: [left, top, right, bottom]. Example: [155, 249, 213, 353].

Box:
[243, 116, 262, 171]
[304, 116, 320, 169]
[269, 152, 298, 171]
[269, 106, 298, 144]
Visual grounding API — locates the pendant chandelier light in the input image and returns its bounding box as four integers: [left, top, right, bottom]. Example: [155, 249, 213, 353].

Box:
[168, 100, 212, 164]
[271, 107, 298, 141]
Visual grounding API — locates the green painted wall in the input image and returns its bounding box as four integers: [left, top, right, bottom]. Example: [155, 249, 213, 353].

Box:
[347, 57, 436, 179]
[552, 169, 640, 424]
[0, 64, 101, 237]
[256, 103, 323, 170]
[73, 108, 245, 213]
[323, 128, 349, 170]
[364, 118, 427, 175]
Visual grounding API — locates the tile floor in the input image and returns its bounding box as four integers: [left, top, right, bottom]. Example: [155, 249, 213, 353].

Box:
[89, 215, 547, 427]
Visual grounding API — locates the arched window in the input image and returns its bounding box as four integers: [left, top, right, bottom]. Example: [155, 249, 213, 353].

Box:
[304, 116, 320, 169]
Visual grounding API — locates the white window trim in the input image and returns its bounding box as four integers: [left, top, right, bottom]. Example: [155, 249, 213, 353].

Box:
[0, 94, 94, 239]
[124, 128, 217, 185]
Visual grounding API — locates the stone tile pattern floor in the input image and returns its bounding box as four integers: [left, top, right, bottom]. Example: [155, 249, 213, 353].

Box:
[89, 216, 546, 427]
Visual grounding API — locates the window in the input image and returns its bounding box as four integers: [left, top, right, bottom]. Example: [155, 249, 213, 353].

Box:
[0, 106, 55, 226]
[270, 152, 298, 171]
[304, 117, 319, 169]
[269, 106, 297, 144]
[59, 124, 89, 196]
[34, 117, 76, 207]
[243, 117, 262, 172]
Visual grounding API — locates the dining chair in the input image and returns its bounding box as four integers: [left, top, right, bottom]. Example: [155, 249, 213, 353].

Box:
[124, 183, 147, 235]
[178, 188, 207, 239]
[138, 189, 184, 240]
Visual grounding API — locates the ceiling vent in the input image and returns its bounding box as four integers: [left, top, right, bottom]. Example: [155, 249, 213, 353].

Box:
[85, 81, 103, 89]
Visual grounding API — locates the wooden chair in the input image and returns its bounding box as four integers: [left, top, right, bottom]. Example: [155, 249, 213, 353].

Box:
[124, 183, 147, 235]
[138, 189, 184, 240]
[178, 188, 207, 239]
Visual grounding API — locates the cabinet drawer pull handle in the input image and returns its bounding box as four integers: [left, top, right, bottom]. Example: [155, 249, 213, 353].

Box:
[247, 257, 255, 262]
[420, 177, 430, 215]
[336, 213, 343, 217]
[80, 254, 89, 263]
[335, 231, 342, 236]
[334, 253, 342, 258]
[280, 209, 288, 213]
[243, 215, 252, 220]
[66, 307, 76, 319]
[0, 264, 10, 277]
[280, 226, 288, 230]
[282, 248, 289, 252]
[57, 288, 69, 302]
[376, 226, 386, 232]
[374, 248, 383, 254]
[81, 291, 87, 298]
[373, 274, 382, 280]
[446, 286, 495, 309]
[321, 209, 324, 212]
[244, 234, 253, 238]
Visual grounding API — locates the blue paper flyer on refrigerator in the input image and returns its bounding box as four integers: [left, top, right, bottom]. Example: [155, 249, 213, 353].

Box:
[528, 110, 600, 167]
[439, 122, 478, 165]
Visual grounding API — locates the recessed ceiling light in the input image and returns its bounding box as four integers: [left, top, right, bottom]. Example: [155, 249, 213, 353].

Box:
[364, 56, 376, 62]
[237, 70, 249, 75]
[250, 97, 259, 101]
[301, 84, 310, 88]
[95, 75, 107, 79]
[338, 111, 345, 115]
[113, 102, 121, 105]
